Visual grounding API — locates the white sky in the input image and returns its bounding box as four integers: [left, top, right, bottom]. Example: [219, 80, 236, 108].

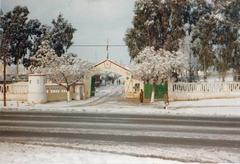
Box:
[1, 0, 134, 65]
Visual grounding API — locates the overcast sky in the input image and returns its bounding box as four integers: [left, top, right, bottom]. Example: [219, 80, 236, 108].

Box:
[1, 0, 134, 65]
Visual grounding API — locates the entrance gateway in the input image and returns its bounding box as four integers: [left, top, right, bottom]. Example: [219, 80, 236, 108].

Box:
[84, 59, 143, 99]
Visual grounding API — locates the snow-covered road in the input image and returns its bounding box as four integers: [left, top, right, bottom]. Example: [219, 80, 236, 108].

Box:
[0, 112, 240, 163]
[75, 85, 124, 107]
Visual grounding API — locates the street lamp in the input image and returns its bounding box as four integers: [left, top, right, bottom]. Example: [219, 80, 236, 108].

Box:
[0, 27, 7, 107]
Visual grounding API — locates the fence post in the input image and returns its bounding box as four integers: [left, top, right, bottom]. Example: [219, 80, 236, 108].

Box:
[168, 80, 174, 101]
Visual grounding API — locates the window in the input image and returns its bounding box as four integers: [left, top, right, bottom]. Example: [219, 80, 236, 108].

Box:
[133, 83, 140, 92]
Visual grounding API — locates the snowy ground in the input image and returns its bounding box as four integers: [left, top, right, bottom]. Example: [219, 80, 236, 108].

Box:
[0, 142, 181, 164]
[2, 84, 240, 117]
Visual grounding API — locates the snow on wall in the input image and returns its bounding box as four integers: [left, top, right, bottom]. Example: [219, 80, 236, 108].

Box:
[169, 82, 240, 101]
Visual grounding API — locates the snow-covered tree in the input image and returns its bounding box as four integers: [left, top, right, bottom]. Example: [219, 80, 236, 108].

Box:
[50, 14, 76, 56]
[47, 54, 92, 101]
[29, 37, 57, 72]
[30, 39, 92, 101]
[224, 0, 240, 81]
[125, 0, 189, 59]
[192, 0, 240, 81]
[181, 0, 213, 81]
[191, 14, 216, 80]
[125, 0, 215, 82]
[132, 47, 187, 103]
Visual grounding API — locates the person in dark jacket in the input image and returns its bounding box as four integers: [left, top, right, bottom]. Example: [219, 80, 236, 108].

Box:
[164, 92, 169, 109]
[140, 89, 144, 103]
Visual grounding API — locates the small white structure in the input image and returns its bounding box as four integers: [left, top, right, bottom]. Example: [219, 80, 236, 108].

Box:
[74, 83, 85, 100]
[28, 74, 47, 104]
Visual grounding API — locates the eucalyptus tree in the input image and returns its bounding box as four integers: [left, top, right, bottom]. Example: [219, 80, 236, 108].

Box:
[125, 0, 189, 59]
[0, 6, 44, 79]
[50, 14, 76, 57]
[192, 0, 240, 81]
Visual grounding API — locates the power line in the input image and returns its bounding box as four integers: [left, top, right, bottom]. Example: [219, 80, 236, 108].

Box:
[71, 44, 195, 48]
[72, 44, 127, 47]
[72, 42, 238, 47]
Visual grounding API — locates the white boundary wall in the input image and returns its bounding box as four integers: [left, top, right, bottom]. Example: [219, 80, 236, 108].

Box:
[0, 83, 28, 101]
[169, 82, 240, 101]
[46, 84, 68, 102]
[2, 81, 240, 103]
[0, 83, 84, 103]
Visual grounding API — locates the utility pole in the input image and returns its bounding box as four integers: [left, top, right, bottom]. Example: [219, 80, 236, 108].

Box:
[3, 42, 6, 107]
[0, 28, 7, 107]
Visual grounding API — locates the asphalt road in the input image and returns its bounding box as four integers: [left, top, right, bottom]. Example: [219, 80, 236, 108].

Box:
[0, 111, 240, 149]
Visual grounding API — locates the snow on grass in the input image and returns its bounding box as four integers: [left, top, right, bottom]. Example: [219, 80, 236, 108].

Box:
[2, 140, 239, 163]
[2, 97, 240, 117]
[0, 142, 181, 164]
[73, 142, 240, 163]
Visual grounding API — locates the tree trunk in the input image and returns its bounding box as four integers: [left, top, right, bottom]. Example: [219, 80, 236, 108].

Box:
[220, 69, 226, 82]
[67, 86, 71, 102]
[234, 68, 240, 82]
[16, 58, 19, 81]
[3, 50, 7, 107]
[164, 82, 169, 108]
[150, 83, 155, 103]
[222, 73, 225, 82]
[203, 69, 207, 82]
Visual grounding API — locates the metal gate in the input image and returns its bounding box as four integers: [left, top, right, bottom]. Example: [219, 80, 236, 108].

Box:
[144, 83, 168, 100]
[90, 76, 96, 97]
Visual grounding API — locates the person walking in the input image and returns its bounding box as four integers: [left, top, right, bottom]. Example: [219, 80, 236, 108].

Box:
[164, 92, 169, 109]
[140, 89, 144, 103]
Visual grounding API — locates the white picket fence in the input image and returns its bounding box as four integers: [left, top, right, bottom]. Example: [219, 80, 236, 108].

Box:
[169, 82, 240, 100]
